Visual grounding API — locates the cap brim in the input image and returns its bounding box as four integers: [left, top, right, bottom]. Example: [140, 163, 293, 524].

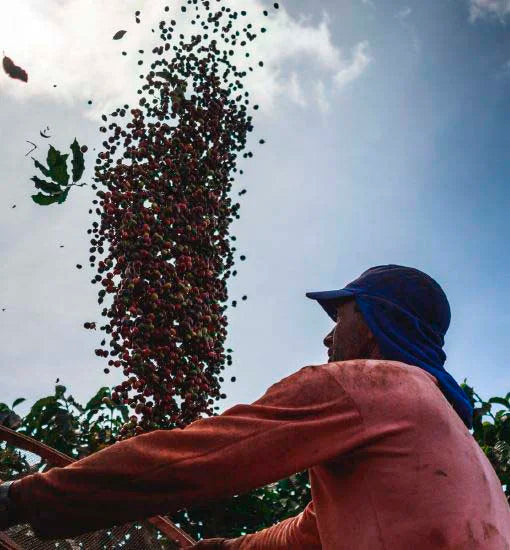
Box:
[306, 289, 356, 322]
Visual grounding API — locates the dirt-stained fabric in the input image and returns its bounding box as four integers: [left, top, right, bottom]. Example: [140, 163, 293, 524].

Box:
[10, 360, 510, 549]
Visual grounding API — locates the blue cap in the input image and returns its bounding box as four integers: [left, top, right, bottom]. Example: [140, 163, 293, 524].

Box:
[306, 265, 473, 430]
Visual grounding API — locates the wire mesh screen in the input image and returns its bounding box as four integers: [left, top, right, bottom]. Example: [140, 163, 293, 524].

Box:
[0, 427, 195, 549]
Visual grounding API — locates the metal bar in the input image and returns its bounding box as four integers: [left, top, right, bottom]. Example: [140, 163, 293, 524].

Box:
[0, 532, 22, 550]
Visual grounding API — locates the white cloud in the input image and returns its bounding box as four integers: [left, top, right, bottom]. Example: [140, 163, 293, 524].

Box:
[394, 6, 421, 55]
[333, 41, 372, 91]
[0, 1, 371, 120]
[468, 0, 510, 22]
[396, 6, 412, 20]
[288, 72, 307, 107]
[315, 80, 330, 114]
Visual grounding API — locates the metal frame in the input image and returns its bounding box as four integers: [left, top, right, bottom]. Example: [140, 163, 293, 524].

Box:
[0, 425, 196, 549]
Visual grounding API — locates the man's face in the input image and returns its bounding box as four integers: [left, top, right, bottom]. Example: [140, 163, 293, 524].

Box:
[323, 297, 379, 362]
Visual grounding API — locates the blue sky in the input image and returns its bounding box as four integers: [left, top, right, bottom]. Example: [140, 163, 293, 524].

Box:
[1, 0, 509, 423]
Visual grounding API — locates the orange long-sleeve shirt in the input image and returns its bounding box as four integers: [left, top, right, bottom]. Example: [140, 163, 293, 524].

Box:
[10, 360, 510, 548]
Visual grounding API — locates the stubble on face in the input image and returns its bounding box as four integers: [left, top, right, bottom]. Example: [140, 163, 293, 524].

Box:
[325, 298, 382, 362]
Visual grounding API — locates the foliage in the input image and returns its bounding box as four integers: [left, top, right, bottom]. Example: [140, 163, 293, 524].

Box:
[30, 139, 87, 205]
[461, 379, 510, 503]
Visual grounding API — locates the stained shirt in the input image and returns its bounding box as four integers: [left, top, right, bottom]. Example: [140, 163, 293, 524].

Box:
[10, 360, 510, 548]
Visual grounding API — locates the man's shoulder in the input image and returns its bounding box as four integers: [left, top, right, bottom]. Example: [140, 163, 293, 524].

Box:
[260, 360, 435, 407]
[320, 359, 439, 403]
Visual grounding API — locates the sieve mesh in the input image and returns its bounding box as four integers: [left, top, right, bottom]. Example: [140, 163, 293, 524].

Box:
[0, 428, 195, 549]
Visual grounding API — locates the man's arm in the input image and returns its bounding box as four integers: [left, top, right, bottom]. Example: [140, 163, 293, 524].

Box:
[191, 502, 321, 549]
[8, 364, 362, 541]
[228, 500, 321, 549]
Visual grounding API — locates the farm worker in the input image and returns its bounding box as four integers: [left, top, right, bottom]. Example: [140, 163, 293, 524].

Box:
[1, 264, 509, 549]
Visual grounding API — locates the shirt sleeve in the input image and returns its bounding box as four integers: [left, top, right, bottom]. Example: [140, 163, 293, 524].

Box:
[11, 364, 363, 541]
[230, 500, 322, 549]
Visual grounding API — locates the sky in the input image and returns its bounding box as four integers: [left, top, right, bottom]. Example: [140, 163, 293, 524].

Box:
[1, 0, 509, 427]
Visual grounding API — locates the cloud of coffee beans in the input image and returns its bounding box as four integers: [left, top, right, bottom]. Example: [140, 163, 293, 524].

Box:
[84, 0, 278, 440]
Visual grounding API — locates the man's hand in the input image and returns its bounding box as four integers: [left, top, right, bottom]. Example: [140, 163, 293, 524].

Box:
[189, 538, 227, 549]
[190, 537, 241, 549]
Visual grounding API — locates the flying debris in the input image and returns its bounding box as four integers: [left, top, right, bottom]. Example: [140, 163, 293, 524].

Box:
[2, 53, 28, 82]
[113, 30, 127, 40]
[40, 126, 51, 138]
[25, 141, 37, 156]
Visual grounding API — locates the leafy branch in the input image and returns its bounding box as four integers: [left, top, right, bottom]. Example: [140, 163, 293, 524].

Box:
[29, 139, 88, 205]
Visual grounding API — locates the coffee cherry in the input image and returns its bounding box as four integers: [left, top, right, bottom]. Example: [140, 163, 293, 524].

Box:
[83, 0, 266, 440]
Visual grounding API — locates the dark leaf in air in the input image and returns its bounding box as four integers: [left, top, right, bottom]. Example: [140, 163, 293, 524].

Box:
[32, 192, 63, 206]
[2, 55, 28, 82]
[70, 138, 85, 182]
[46, 145, 70, 186]
[113, 30, 127, 40]
[31, 176, 62, 195]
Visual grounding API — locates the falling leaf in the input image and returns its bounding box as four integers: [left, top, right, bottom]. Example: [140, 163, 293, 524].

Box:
[46, 145, 70, 186]
[2, 55, 28, 82]
[32, 192, 64, 205]
[113, 30, 127, 40]
[70, 138, 85, 182]
[11, 204, 16, 208]
[40, 129, 51, 138]
[31, 175, 61, 195]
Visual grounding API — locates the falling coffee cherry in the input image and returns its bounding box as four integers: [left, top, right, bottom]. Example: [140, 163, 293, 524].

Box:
[104, 368, 110, 374]
[85, 0, 268, 440]
[76, 264, 82, 269]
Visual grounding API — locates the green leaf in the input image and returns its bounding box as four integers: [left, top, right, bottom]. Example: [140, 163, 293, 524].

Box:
[46, 145, 69, 186]
[70, 138, 85, 183]
[30, 396, 58, 414]
[31, 192, 62, 206]
[31, 176, 62, 194]
[57, 186, 70, 204]
[11, 398, 26, 409]
[118, 405, 129, 422]
[55, 385, 67, 398]
[113, 30, 127, 40]
[488, 397, 510, 408]
[85, 387, 110, 413]
[32, 157, 51, 178]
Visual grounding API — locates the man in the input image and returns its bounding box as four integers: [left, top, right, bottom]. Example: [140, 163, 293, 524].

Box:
[1, 265, 509, 548]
